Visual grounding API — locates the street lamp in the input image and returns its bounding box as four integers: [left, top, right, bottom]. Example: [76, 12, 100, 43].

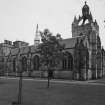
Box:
[12, 56, 23, 105]
[17, 56, 23, 105]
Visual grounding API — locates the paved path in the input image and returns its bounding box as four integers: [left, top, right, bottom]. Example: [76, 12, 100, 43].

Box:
[1, 76, 105, 86]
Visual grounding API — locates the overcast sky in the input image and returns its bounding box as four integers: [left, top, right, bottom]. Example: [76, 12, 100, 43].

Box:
[0, 0, 105, 47]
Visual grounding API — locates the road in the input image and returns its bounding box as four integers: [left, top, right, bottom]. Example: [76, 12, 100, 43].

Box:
[1, 76, 105, 86]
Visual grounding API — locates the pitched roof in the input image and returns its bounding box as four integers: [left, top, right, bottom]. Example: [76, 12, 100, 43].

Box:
[11, 48, 19, 56]
[9, 45, 37, 56]
[20, 46, 30, 54]
[60, 36, 85, 49]
[9, 35, 86, 56]
[30, 45, 36, 53]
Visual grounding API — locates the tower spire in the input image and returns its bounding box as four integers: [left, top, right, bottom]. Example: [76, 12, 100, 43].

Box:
[36, 24, 38, 35]
[34, 24, 40, 47]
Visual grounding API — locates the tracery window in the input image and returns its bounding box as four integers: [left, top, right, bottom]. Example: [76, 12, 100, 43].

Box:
[33, 55, 40, 70]
[22, 56, 27, 71]
[68, 54, 73, 70]
[13, 58, 16, 72]
[62, 52, 73, 70]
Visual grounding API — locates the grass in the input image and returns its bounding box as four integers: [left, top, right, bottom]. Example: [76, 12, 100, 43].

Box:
[0, 78, 105, 105]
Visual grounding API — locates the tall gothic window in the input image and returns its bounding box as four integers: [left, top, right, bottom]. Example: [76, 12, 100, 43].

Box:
[13, 58, 16, 72]
[33, 55, 40, 70]
[22, 56, 27, 71]
[62, 52, 73, 70]
[62, 58, 67, 69]
[68, 54, 73, 71]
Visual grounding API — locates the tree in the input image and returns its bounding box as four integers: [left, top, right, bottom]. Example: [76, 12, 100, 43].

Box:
[38, 29, 65, 88]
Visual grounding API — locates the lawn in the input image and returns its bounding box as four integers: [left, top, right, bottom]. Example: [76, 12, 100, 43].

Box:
[0, 78, 105, 105]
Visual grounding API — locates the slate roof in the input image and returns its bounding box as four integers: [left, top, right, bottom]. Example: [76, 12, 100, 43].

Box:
[60, 35, 85, 49]
[6, 35, 86, 56]
[30, 45, 36, 53]
[20, 46, 30, 54]
[11, 48, 19, 56]
[10, 45, 37, 56]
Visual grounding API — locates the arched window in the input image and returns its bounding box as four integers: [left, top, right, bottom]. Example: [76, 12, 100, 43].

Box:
[62, 58, 67, 69]
[22, 56, 27, 71]
[62, 52, 73, 70]
[13, 58, 16, 72]
[68, 54, 73, 71]
[33, 55, 40, 70]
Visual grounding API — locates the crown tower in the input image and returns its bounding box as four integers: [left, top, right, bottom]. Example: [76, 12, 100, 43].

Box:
[72, 1, 99, 37]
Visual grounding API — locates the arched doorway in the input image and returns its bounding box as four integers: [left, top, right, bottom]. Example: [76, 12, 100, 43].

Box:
[22, 56, 27, 71]
[33, 55, 40, 70]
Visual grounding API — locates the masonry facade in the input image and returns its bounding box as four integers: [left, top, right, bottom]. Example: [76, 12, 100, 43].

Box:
[0, 2, 105, 80]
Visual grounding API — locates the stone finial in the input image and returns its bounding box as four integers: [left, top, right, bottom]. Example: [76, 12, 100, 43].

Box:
[90, 12, 93, 22]
[85, 1, 87, 5]
[94, 19, 97, 25]
[74, 16, 77, 22]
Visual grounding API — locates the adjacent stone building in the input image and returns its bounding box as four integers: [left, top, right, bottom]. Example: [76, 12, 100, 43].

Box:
[0, 2, 105, 80]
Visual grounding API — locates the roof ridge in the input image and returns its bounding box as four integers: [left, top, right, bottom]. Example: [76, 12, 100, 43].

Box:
[63, 35, 85, 40]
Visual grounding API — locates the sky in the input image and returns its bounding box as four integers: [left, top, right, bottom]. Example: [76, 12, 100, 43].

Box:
[0, 0, 105, 47]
